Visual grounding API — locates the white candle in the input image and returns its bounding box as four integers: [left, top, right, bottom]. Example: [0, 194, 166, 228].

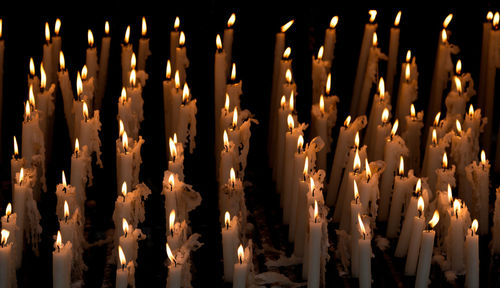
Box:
[59, 201, 76, 247]
[0, 229, 13, 288]
[138, 17, 151, 71]
[405, 197, 425, 275]
[22, 97, 44, 168]
[493, 187, 500, 254]
[465, 219, 479, 288]
[365, 78, 390, 157]
[395, 181, 419, 257]
[13, 169, 29, 260]
[478, 12, 494, 109]
[307, 201, 322, 287]
[422, 128, 447, 190]
[396, 64, 418, 132]
[119, 219, 140, 265]
[121, 26, 132, 86]
[386, 11, 401, 96]
[402, 106, 424, 172]
[176, 83, 197, 154]
[163, 61, 175, 151]
[56, 171, 81, 219]
[70, 139, 91, 207]
[169, 136, 185, 181]
[126, 69, 144, 127]
[448, 200, 465, 273]
[53, 231, 72, 288]
[293, 165, 310, 257]
[351, 10, 377, 116]
[288, 138, 306, 241]
[51, 19, 61, 84]
[166, 243, 182, 288]
[10, 137, 23, 191]
[415, 211, 440, 288]
[118, 88, 138, 142]
[358, 215, 372, 288]
[85, 29, 98, 80]
[79, 103, 101, 156]
[175, 31, 189, 86]
[96, 21, 111, 110]
[451, 121, 474, 206]
[57, 52, 75, 141]
[43, 23, 54, 86]
[117, 245, 133, 288]
[311, 46, 329, 105]
[215, 34, 227, 159]
[226, 63, 242, 111]
[170, 17, 180, 69]
[323, 16, 338, 62]
[223, 14, 236, 73]
[351, 182, 362, 277]
[372, 108, 391, 161]
[222, 212, 238, 282]
[233, 244, 248, 288]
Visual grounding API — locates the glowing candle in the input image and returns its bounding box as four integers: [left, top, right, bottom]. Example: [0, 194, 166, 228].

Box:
[386, 11, 402, 96]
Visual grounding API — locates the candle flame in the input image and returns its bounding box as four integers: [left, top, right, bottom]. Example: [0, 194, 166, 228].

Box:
[173, 133, 178, 144]
[216, 34, 222, 50]
[5, 203, 11, 217]
[285, 69, 292, 83]
[415, 178, 422, 194]
[119, 245, 127, 266]
[410, 104, 416, 118]
[443, 14, 453, 28]
[56, 230, 62, 249]
[381, 108, 389, 123]
[283, 47, 291, 59]
[18, 168, 24, 184]
[120, 87, 127, 104]
[281, 20, 294, 32]
[471, 219, 478, 234]
[289, 91, 294, 111]
[64, 200, 69, 219]
[59, 51, 65, 70]
[372, 32, 378, 46]
[29, 58, 35, 76]
[62, 170, 67, 187]
[405, 62, 411, 81]
[131, 53, 136, 70]
[168, 174, 175, 189]
[75, 138, 80, 154]
[358, 214, 366, 235]
[487, 11, 494, 21]
[224, 94, 230, 111]
[179, 31, 185, 46]
[166, 243, 176, 265]
[224, 211, 230, 228]
[399, 156, 404, 176]
[317, 46, 324, 60]
[231, 63, 236, 81]
[448, 184, 453, 204]
[432, 129, 437, 145]
[182, 83, 190, 102]
[330, 16, 339, 28]
[353, 149, 361, 171]
[77, 72, 83, 96]
[454, 76, 462, 94]
[354, 131, 360, 148]
[88, 29, 94, 47]
[174, 17, 180, 30]
[434, 112, 441, 126]
[287, 114, 294, 130]
[129, 69, 136, 87]
[40, 63, 46, 89]
[319, 95, 325, 114]
[442, 152, 448, 169]
[455, 119, 462, 134]
[353, 179, 359, 200]
[13, 136, 18, 156]
[314, 200, 319, 220]
[468, 104, 474, 118]
[456, 59, 462, 75]
[142, 17, 147, 36]
[122, 131, 129, 151]
[232, 107, 238, 127]
[391, 119, 399, 137]
[45, 22, 50, 42]
[493, 12, 499, 28]
[122, 218, 129, 235]
[394, 11, 402, 26]
[166, 60, 171, 79]
[230, 168, 236, 185]
[169, 137, 177, 160]
[82, 65, 88, 80]
[326, 73, 331, 95]
[55, 18, 61, 35]
[406, 50, 411, 62]
[25, 101, 31, 120]
[310, 177, 315, 192]
[481, 150, 486, 165]
[303, 156, 309, 176]
[365, 159, 372, 178]
[453, 199, 460, 216]
[223, 130, 229, 147]
[441, 29, 447, 43]
[297, 135, 304, 151]
[344, 116, 351, 127]
[169, 210, 175, 232]
[175, 70, 180, 89]
[227, 13, 236, 28]
[105, 21, 110, 35]
[237, 244, 244, 263]
[0, 229, 9, 246]
[418, 196, 425, 214]
[82, 102, 89, 120]
[124, 26, 130, 44]
[429, 210, 440, 228]
[368, 10, 377, 23]
[121, 181, 127, 198]
[378, 77, 385, 100]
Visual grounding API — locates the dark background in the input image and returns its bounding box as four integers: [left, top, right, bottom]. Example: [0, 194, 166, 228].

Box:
[0, 8, 498, 287]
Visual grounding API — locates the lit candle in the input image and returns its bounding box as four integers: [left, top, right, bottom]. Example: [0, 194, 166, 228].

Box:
[350, 181, 363, 277]
[415, 210, 440, 288]
[12, 169, 29, 266]
[396, 60, 418, 133]
[42, 22, 54, 86]
[169, 135, 185, 181]
[117, 132, 134, 194]
[451, 120, 474, 206]
[422, 128, 448, 190]
[0, 229, 13, 288]
[10, 136, 23, 190]
[365, 78, 390, 157]
[358, 214, 372, 288]
[323, 16, 338, 62]
[70, 139, 91, 209]
[163, 61, 175, 149]
[226, 63, 242, 110]
[402, 104, 424, 172]
[311, 90, 339, 171]
[1, 204, 19, 269]
[465, 150, 490, 235]
[85, 29, 98, 80]
[116, 245, 133, 288]
[176, 83, 197, 153]
[405, 196, 425, 275]
[478, 11, 494, 109]
[56, 171, 80, 220]
[448, 199, 465, 273]
[338, 147, 366, 229]
[372, 107, 391, 161]
[118, 88, 138, 141]
[79, 102, 101, 165]
[493, 187, 500, 254]
[215, 34, 227, 153]
[311, 46, 329, 105]
[52, 19, 62, 82]
[464, 105, 485, 158]
[170, 17, 180, 69]
[96, 21, 111, 110]
[274, 93, 293, 183]
[164, 174, 178, 232]
[166, 243, 182, 288]
[395, 179, 420, 257]
[119, 218, 141, 265]
[223, 13, 236, 73]
[53, 230, 72, 288]
[307, 201, 322, 287]
[28, 58, 40, 97]
[175, 31, 189, 86]
[22, 98, 44, 168]
[114, 183, 132, 245]
[57, 51, 75, 141]
[222, 211, 238, 282]
[138, 17, 151, 71]
[351, 10, 378, 116]
[293, 157, 310, 257]
[126, 61, 144, 127]
[73, 73, 84, 141]
[465, 219, 479, 288]
[37, 62, 56, 149]
[121, 26, 132, 86]
[288, 136, 306, 241]
[386, 11, 401, 96]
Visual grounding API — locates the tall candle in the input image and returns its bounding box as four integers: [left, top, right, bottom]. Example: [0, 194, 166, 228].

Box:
[170, 17, 180, 69]
[10, 137, 23, 191]
[311, 92, 339, 171]
[223, 13, 236, 73]
[351, 10, 377, 116]
[358, 215, 372, 288]
[222, 212, 238, 282]
[493, 187, 500, 254]
[138, 17, 151, 71]
[121, 26, 132, 86]
[386, 11, 401, 96]
[323, 16, 338, 62]
[372, 108, 391, 161]
[117, 245, 133, 288]
[288, 137, 306, 241]
[85, 29, 98, 80]
[402, 106, 424, 172]
[163, 61, 175, 151]
[465, 151, 490, 235]
[365, 78, 390, 156]
[396, 64, 418, 133]
[233, 244, 249, 288]
[293, 162, 310, 257]
[307, 201, 322, 287]
[96, 21, 111, 110]
[451, 121, 474, 206]
[175, 31, 189, 86]
[415, 211, 440, 288]
[478, 12, 494, 110]
[52, 19, 62, 85]
[465, 219, 479, 288]
[22, 101, 43, 168]
[53, 231, 72, 288]
[169, 136, 185, 181]
[448, 199, 465, 274]
[0, 229, 13, 288]
[405, 196, 425, 275]
[70, 139, 91, 206]
[311, 46, 329, 105]
[1, 206, 18, 270]
[57, 52, 75, 141]
[395, 181, 420, 257]
[215, 34, 227, 157]
[422, 128, 447, 190]
[176, 83, 198, 154]
[28, 58, 40, 99]
[43, 22, 54, 86]
[350, 181, 362, 277]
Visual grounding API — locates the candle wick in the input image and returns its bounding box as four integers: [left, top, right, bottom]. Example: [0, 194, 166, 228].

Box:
[173, 259, 177, 267]
[239, 256, 243, 265]
[65, 216, 68, 223]
[125, 231, 128, 238]
[226, 222, 229, 230]
[363, 233, 366, 240]
[123, 196, 126, 203]
[57, 245, 60, 253]
[170, 229, 173, 237]
[122, 263, 125, 271]
[7, 215, 9, 222]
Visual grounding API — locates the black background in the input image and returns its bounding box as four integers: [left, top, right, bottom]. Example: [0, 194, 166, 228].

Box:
[0, 8, 498, 287]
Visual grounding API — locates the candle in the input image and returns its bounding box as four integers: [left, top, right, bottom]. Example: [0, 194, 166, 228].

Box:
[233, 244, 249, 288]
[311, 46, 329, 105]
[307, 201, 322, 287]
[323, 16, 338, 62]
[396, 62, 418, 133]
[79, 102, 101, 164]
[351, 10, 377, 116]
[117, 132, 134, 195]
[378, 120, 409, 221]
[164, 174, 179, 232]
[59, 201, 76, 246]
[70, 139, 91, 208]
[465, 219, 479, 288]
[426, 14, 459, 129]
[85, 29, 98, 81]
[137, 17, 151, 71]
[226, 63, 242, 112]
[1, 205, 19, 269]
[38, 63, 56, 146]
[402, 105, 424, 172]
[478, 12, 494, 109]
[43, 22, 54, 86]
[223, 13, 236, 73]
[169, 71, 183, 138]
[119, 218, 142, 265]
[215, 34, 227, 158]
[28, 58, 40, 99]
[274, 94, 293, 184]
[422, 128, 447, 190]
[166, 244, 182, 288]
[12, 169, 29, 265]
[448, 199, 465, 273]
[311, 91, 339, 171]
[96, 21, 111, 110]
[57, 52, 75, 141]
[464, 105, 485, 158]
[356, 32, 387, 117]
[53, 231, 72, 288]
[116, 245, 133, 288]
[451, 120, 474, 206]
[176, 83, 197, 154]
[338, 147, 366, 229]
[175, 31, 189, 86]
[415, 210, 440, 288]
[365, 78, 390, 157]
[386, 11, 401, 96]
[56, 171, 81, 219]
[163, 61, 175, 150]
[170, 17, 180, 69]
[288, 136, 306, 241]
[493, 188, 500, 254]
[121, 26, 132, 86]
[372, 107, 391, 161]
[169, 136, 185, 181]
[387, 157, 418, 238]
[10, 136, 23, 190]
[326, 115, 367, 206]
[22, 99, 44, 166]
[350, 181, 362, 277]
[465, 151, 490, 235]
[395, 179, 420, 257]
[126, 67, 144, 128]
[222, 211, 239, 282]
[293, 158, 310, 257]
[358, 215, 372, 288]
[405, 196, 425, 275]
[118, 88, 138, 141]
[0, 229, 13, 288]
[52, 19, 62, 83]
